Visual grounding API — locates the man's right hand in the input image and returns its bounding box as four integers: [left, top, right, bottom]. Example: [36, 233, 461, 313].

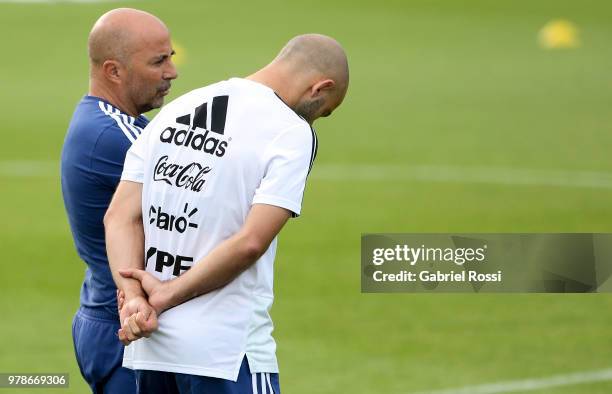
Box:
[117, 294, 158, 346]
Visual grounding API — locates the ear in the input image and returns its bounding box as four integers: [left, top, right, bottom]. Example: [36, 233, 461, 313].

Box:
[101, 60, 123, 84]
[311, 79, 335, 97]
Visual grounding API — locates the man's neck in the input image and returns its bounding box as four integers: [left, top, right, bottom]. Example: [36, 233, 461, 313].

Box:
[89, 80, 139, 117]
[246, 65, 301, 109]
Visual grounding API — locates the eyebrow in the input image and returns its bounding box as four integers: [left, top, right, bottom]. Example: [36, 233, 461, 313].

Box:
[153, 50, 176, 62]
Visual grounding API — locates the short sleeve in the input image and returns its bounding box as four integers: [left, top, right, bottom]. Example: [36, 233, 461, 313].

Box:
[90, 126, 133, 190]
[252, 123, 317, 217]
[121, 129, 147, 184]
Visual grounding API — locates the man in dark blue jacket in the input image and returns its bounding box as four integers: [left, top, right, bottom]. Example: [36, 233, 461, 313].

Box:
[60, 8, 177, 393]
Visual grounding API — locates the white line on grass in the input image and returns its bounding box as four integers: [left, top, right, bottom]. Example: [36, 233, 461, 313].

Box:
[0, 160, 57, 177]
[413, 368, 612, 394]
[3, 161, 612, 190]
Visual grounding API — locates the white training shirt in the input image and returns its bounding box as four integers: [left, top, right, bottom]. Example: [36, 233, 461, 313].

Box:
[120, 78, 317, 380]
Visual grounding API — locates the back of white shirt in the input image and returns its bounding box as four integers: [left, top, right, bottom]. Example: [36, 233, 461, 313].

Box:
[121, 78, 317, 380]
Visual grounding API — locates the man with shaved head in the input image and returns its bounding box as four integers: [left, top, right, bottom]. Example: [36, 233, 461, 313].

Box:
[61, 8, 177, 393]
[104, 34, 348, 394]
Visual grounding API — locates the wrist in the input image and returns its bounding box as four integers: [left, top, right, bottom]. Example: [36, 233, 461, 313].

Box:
[152, 280, 178, 314]
[163, 280, 179, 311]
[122, 279, 145, 300]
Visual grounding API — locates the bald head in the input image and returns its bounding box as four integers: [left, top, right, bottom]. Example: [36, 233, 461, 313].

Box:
[87, 8, 177, 117]
[274, 34, 349, 92]
[248, 33, 349, 124]
[88, 8, 168, 66]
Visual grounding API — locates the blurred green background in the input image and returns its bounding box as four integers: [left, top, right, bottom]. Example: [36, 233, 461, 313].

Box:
[1, 0, 612, 393]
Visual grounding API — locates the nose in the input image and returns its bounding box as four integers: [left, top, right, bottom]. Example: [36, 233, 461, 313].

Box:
[164, 60, 178, 81]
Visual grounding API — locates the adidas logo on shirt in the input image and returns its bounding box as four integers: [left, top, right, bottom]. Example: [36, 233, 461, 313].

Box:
[159, 95, 230, 157]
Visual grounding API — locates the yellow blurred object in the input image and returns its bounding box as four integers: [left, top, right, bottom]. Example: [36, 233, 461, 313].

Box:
[538, 19, 580, 49]
[172, 41, 186, 66]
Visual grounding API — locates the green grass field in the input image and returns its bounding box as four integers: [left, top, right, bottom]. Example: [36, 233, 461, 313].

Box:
[1, 0, 612, 393]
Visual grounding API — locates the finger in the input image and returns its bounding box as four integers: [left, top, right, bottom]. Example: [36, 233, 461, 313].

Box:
[118, 292, 125, 310]
[136, 312, 153, 338]
[123, 318, 138, 341]
[118, 269, 134, 278]
[141, 305, 152, 321]
[119, 269, 145, 281]
[143, 311, 159, 334]
[118, 328, 130, 346]
[128, 313, 143, 337]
